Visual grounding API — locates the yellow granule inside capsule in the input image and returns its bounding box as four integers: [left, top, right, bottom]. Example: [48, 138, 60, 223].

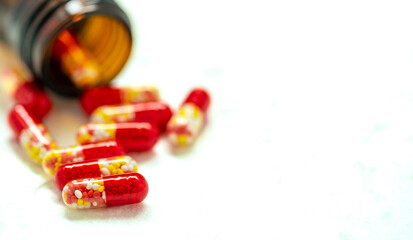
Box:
[179, 109, 186, 117]
[193, 107, 201, 118]
[177, 135, 188, 146]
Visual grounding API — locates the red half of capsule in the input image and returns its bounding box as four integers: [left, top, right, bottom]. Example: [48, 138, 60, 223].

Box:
[115, 122, 159, 151]
[14, 82, 52, 120]
[80, 87, 122, 115]
[184, 88, 211, 113]
[8, 104, 40, 137]
[57, 160, 102, 191]
[104, 173, 148, 207]
[123, 102, 172, 132]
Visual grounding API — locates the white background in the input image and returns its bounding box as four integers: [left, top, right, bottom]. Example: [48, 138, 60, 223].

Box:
[1, 0, 413, 239]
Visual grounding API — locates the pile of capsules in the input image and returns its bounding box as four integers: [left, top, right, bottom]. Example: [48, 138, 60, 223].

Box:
[2, 31, 210, 210]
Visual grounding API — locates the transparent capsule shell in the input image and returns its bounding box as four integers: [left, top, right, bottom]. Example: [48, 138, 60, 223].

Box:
[167, 103, 205, 146]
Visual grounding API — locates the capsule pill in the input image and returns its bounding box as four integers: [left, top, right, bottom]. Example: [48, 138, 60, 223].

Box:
[8, 105, 57, 163]
[55, 156, 138, 190]
[52, 30, 100, 88]
[91, 102, 173, 132]
[77, 122, 160, 152]
[167, 88, 211, 146]
[62, 173, 149, 209]
[43, 140, 125, 175]
[80, 86, 160, 115]
[1, 68, 52, 120]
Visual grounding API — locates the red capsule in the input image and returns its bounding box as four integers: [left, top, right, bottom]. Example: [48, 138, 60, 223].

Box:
[167, 88, 211, 146]
[8, 105, 57, 163]
[1, 68, 52, 120]
[52, 30, 100, 88]
[77, 122, 160, 152]
[62, 173, 149, 209]
[91, 102, 173, 132]
[80, 86, 160, 115]
[9, 104, 39, 137]
[55, 156, 138, 190]
[15, 82, 52, 120]
[43, 141, 125, 175]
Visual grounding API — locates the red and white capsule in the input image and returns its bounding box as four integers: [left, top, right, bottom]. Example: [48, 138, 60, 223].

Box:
[55, 156, 138, 190]
[80, 86, 160, 115]
[62, 173, 149, 209]
[42, 140, 125, 175]
[8, 105, 57, 163]
[52, 30, 100, 88]
[91, 102, 173, 132]
[1, 68, 52, 120]
[167, 88, 211, 146]
[77, 122, 160, 152]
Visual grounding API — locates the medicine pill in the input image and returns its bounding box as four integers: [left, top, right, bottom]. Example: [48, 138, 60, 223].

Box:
[91, 102, 173, 132]
[1, 68, 52, 120]
[55, 156, 138, 190]
[8, 105, 57, 163]
[80, 86, 160, 115]
[167, 88, 210, 146]
[77, 122, 160, 152]
[43, 140, 125, 175]
[52, 30, 100, 88]
[62, 173, 148, 209]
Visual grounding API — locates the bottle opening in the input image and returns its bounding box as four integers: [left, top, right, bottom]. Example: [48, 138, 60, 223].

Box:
[44, 15, 132, 95]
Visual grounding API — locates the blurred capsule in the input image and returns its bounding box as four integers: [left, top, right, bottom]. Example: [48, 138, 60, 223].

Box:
[55, 156, 138, 190]
[52, 30, 100, 88]
[62, 173, 149, 209]
[80, 86, 160, 115]
[1, 67, 52, 120]
[43, 140, 125, 175]
[91, 102, 173, 132]
[167, 88, 210, 146]
[8, 105, 57, 163]
[77, 122, 160, 152]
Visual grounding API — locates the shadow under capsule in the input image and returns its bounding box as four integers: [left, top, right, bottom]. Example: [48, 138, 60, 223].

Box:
[64, 202, 149, 221]
[128, 148, 157, 166]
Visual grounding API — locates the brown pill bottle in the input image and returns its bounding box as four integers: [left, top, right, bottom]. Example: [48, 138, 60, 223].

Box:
[0, 0, 132, 97]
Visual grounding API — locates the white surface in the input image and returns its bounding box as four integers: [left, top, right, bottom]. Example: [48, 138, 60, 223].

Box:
[1, 0, 413, 239]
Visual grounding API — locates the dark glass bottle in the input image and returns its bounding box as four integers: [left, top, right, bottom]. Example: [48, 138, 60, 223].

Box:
[0, 0, 132, 96]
